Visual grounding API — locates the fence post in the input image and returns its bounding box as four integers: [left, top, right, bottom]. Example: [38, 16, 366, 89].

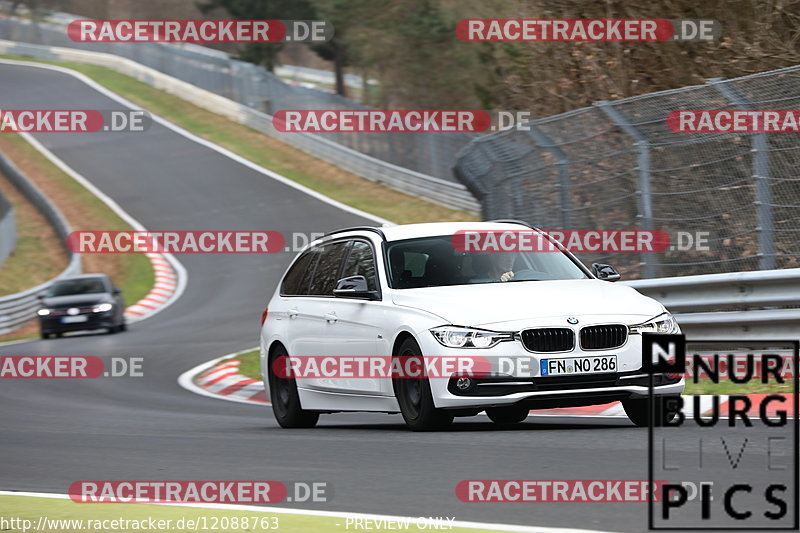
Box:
[528, 124, 571, 229]
[709, 78, 775, 271]
[596, 101, 656, 278]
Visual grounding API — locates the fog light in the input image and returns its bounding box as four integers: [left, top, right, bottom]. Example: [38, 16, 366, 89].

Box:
[456, 377, 472, 391]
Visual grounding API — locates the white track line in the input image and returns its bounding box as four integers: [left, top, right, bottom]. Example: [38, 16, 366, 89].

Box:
[0, 491, 618, 533]
[0, 58, 390, 226]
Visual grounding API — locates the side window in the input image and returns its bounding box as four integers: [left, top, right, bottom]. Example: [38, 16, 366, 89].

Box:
[281, 250, 315, 296]
[341, 241, 378, 291]
[307, 242, 349, 296]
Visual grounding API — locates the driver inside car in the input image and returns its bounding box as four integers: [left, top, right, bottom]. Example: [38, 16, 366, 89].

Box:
[471, 253, 515, 282]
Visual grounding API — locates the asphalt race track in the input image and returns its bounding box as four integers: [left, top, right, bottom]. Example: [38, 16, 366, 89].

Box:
[0, 63, 794, 533]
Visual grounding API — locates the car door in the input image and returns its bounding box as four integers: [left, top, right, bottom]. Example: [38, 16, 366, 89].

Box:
[290, 241, 350, 392]
[276, 247, 319, 364]
[321, 239, 384, 395]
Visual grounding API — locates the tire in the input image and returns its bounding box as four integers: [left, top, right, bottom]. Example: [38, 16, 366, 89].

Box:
[40, 331, 50, 339]
[392, 337, 454, 431]
[486, 405, 529, 425]
[268, 345, 319, 428]
[54, 332, 63, 338]
[119, 321, 127, 332]
[623, 395, 680, 427]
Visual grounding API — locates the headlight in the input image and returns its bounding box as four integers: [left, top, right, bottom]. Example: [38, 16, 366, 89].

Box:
[37, 308, 51, 316]
[629, 312, 681, 334]
[93, 303, 113, 313]
[430, 326, 514, 349]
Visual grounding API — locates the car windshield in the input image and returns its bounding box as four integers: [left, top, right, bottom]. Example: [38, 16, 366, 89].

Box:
[46, 278, 107, 297]
[386, 235, 588, 289]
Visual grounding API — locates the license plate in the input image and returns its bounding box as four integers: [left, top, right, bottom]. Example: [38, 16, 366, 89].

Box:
[540, 355, 617, 376]
[61, 315, 88, 324]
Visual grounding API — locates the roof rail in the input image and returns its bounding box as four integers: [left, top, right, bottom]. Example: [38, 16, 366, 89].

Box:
[324, 226, 386, 240]
[487, 219, 543, 231]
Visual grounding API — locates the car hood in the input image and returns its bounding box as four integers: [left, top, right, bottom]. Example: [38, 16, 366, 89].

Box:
[42, 294, 111, 307]
[391, 279, 664, 328]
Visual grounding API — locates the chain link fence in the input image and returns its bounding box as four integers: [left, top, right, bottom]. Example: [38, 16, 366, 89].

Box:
[454, 65, 800, 279]
[0, 15, 474, 182]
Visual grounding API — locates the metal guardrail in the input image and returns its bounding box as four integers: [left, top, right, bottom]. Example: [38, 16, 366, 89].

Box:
[0, 150, 81, 334]
[624, 268, 800, 340]
[0, 190, 15, 268]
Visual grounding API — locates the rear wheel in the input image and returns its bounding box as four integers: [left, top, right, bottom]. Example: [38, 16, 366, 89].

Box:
[392, 337, 454, 431]
[268, 344, 318, 428]
[40, 331, 50, 339]
[623, 395, 680, 427]
[486, 405, 529, 425]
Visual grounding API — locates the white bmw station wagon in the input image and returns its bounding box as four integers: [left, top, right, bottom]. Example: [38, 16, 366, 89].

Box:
[260, 221, 684, 431]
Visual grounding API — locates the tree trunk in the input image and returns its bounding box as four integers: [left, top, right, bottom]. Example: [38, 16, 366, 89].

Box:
[333, 41, 347, 98]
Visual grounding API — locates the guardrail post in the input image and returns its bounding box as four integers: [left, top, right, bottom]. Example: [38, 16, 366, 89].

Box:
[528, 124, 571, 229]
[596, 101, 656, 278]
[709, 78, 776, 271]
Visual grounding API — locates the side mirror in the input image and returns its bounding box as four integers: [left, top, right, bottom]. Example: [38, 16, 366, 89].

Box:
[333, 276, 378, 299]
[592, 263, 621, 282]
[112, 287, 122, 295]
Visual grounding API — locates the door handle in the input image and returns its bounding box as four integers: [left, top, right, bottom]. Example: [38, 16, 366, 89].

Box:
[324, 312, 337, 323]
[287, 308, 299, 319]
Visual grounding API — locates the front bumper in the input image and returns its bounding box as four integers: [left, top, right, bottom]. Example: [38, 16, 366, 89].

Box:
[416, 330, 685, 409]
[39, 312, 116, 333]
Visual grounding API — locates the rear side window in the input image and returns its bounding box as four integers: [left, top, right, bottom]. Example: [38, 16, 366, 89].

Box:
[341, 241, 378, 291]
[281, 251, 315, 295]
[307, 242, 349, 296]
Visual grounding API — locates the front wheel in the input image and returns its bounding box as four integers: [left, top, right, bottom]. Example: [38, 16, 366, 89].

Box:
[392, 337, 454, 431]
[268, 345, 319, 428]
[623, 395, 680, 427]
[486, 405, 529, 425]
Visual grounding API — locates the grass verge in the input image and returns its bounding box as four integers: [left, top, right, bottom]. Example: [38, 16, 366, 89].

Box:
[683, 379, 792, 395]
[0, 55, 478, 225]
[1, 495, 492, 533]
[231, 349, 262, 381]
[0, 133, 154, 340]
